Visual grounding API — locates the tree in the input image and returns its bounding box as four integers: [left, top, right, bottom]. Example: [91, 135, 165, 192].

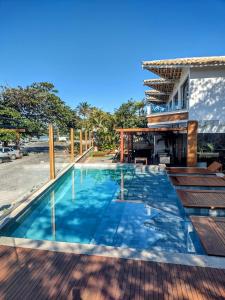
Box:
[0, 82, 79, 136]
[76, 101, 93, 130]
[0, 129, 17, 145]
[114, 99, 147, 128]
[86, 107, 116, 150]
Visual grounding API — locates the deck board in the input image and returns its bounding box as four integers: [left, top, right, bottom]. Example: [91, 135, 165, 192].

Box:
[170, 175, 225, 187]
[191, 216, 225, 257]
[0, 245, 225, 299]
[176, 189, 225, 208]
[167, 167, 216, 174]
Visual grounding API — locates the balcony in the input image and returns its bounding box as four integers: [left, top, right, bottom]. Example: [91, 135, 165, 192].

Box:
[147, 103, 189, 125]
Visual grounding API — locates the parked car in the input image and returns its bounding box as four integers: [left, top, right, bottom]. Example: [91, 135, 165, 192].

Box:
[9, 147, 23, 159]
[58, 136, 68, 142]
[0, 148, 11, 163]
[0, 147, 23, 160]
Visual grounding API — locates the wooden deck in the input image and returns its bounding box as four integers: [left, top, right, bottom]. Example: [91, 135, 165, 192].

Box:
[191, 216, 225, 257]
[167, 168, 216, 175]
[0, 245, 225, 299]
[170, 175, 225, 187]
[177, 190, 225, 208]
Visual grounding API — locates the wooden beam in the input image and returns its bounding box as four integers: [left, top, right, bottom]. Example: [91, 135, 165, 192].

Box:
[2, 128, 26, 133]
[79, 130, 83, 156]
[49, 124, 55, 180]
[120, 131, 124, 163]
[187, 120, 198, 167]
[70, 128, 74, 162]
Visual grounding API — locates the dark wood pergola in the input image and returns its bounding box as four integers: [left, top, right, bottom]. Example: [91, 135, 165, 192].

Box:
[115, 121, 198, 167]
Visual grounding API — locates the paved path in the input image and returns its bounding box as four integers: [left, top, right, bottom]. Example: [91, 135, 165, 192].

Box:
[0, 153, 68, 210]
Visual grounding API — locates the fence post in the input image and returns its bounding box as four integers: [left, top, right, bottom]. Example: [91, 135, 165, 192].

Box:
[49, 124, 55, 179]
[89, 131, 91, 149]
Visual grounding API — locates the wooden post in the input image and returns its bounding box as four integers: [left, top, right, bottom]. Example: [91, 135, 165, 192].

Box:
[15, 131, 20, 147]
[127, 133, 133, 163]
[70, 128, 74, 162]
[85, 130, 88, 151]
[91, 131, 94, 147]
[49, 124, 55, 179]
[187, 120, 198, 167]
[79, 129, 83, 156]
[120, 130, 124, 163]
[89, 131, 92, 149]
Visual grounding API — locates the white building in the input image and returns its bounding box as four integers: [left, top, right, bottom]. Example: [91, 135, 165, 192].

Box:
[143, 56, 225, 133]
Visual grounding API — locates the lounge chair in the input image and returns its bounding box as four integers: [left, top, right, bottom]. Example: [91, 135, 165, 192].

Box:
[170, 175, 225, 187]
[166, 161, 223, 174]
[176, 189, 225, 209]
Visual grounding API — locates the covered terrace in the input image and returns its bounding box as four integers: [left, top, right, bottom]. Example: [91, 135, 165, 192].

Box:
[116, 121, 198, 167]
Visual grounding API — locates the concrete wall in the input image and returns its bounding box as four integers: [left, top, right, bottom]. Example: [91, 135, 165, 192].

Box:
[189, 66, 225, 126]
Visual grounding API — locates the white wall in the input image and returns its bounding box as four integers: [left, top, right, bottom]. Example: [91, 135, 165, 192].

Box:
[189, 67, 225, 125]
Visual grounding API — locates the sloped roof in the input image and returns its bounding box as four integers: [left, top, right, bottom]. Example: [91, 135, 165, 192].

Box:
[143, 56, 225, 68]
[142, 56, 225, 80]
[145, 90, 169, 101]
[145, 96, 167, 103]
[144, 78, 175, 93]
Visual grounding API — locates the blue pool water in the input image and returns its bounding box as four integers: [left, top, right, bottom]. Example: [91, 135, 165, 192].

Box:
[1, 166, 204, 254]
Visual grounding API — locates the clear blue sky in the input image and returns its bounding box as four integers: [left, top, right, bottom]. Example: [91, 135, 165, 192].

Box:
[1, 0, 225, 112]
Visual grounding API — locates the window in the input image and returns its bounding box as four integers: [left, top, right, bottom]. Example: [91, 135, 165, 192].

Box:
[168, 100, 172, 111]
[173, 92, 179, 110]
[181, 78, 189, 109]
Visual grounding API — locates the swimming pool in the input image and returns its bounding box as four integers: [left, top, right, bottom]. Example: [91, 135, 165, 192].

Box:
[0, 165, 204, 254]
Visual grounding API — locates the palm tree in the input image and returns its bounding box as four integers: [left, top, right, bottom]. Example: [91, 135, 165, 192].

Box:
[77, 101, 92, 119]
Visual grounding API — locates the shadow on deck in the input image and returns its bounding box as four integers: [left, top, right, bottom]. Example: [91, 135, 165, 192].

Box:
[0, 245, 225, 299]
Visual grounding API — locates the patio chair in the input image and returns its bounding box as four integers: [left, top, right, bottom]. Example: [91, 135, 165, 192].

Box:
[166, 161, 223, 174]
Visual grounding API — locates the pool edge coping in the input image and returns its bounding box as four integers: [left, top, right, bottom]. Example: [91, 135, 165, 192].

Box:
[0, 236, 225, 269]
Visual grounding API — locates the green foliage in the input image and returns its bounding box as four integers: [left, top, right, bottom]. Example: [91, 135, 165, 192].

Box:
[0, 82, 78, 136]
[0, 129, 17, 143]
[88, 108, 116, 150]
[114, 99, 147, 128]
[75, 99, 147, 150]
[0, 82, 147, 150]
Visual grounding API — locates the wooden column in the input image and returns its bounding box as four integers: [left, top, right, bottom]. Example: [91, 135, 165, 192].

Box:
[49, 124, 55, 180]
[120, 130, 124, 163]
[187, 120, 198, 167]
[79, 130, 83, 156]
[85, 130, 88, 151]
[70, 128, 74, 162]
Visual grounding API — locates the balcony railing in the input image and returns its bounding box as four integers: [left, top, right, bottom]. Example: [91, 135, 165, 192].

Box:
[147, 102, 187, 115]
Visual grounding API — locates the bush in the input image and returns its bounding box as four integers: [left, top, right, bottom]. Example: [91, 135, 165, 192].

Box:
[0, 129, 17, 144]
